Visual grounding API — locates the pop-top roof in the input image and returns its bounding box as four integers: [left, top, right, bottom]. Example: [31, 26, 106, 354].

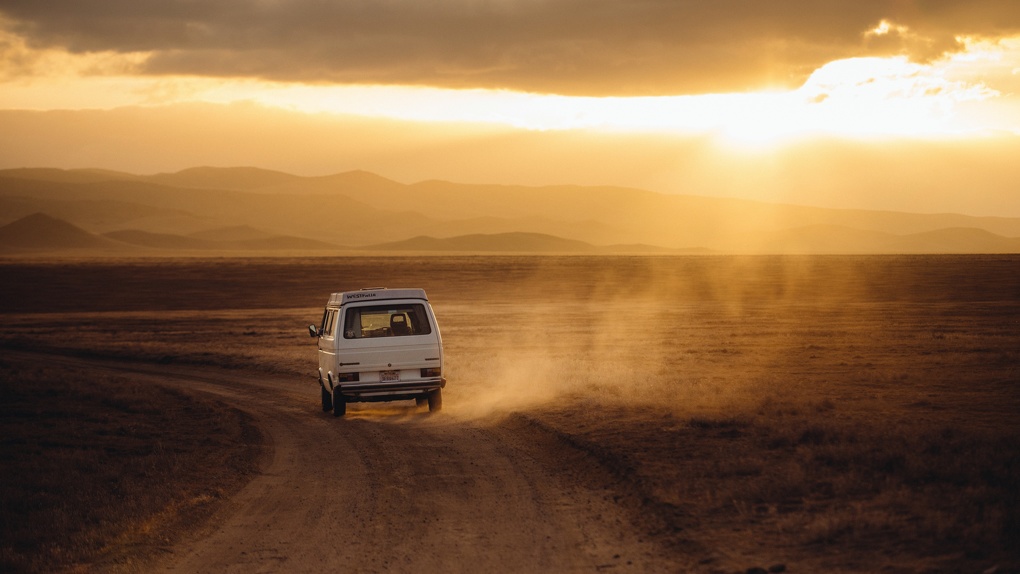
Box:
[327, 288, 428, 307]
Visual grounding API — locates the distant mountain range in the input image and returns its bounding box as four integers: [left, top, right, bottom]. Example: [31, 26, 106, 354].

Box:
[2, 166, 1018, 254]
[0, 213, 340, 253]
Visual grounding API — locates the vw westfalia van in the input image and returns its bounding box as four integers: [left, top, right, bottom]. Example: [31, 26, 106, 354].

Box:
[309, 288, 445, 416]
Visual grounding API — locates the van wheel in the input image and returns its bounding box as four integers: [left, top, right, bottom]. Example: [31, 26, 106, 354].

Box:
[332, 393, 347, 417]
[321, 385, 333, 411]
[427, 389, 443, 413]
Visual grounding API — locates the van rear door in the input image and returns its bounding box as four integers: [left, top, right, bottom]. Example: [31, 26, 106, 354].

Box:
[336, 300, 441, 383]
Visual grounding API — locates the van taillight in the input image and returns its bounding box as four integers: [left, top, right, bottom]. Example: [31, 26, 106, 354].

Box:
[337, 372, 359, 382]
[420, 367, 441, 378]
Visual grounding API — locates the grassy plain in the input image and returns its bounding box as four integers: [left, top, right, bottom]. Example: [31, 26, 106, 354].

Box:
[1, 255, 1018, 573]
[0, 358, 262, 573]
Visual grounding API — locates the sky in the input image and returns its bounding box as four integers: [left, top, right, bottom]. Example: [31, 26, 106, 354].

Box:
[1, 0, 1020, 216]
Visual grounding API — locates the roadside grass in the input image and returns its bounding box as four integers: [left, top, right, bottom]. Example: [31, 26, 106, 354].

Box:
[0, 309, 313, 378]
[745, 405, 1019, 552]
[536, 395, 1020, 573]
[0, 357, 263, 573]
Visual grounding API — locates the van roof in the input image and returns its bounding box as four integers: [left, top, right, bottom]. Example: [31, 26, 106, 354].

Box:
[328, 288, 429, 307]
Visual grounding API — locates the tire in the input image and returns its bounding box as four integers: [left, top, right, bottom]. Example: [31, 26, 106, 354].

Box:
[415, 396, 428, 408]
[427, 388, 443, 413]
[321, 385, 333, 412]
[332, 391, 347, 417]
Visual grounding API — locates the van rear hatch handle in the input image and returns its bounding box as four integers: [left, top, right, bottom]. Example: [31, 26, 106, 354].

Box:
[339, 362, 361, 366]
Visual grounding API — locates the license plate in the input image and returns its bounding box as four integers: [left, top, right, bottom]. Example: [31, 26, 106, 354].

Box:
[380, 370, 400, 383]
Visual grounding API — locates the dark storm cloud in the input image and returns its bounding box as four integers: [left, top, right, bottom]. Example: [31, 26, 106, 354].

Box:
[2, 0, 1019, 95]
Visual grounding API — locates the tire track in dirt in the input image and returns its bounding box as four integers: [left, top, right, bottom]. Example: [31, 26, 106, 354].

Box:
[27, 353, 680, 573]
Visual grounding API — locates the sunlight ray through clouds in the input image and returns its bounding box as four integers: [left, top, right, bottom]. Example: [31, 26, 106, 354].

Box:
[0, 14, 1017, 144]
[0, 56, 1010, 145]
[201, 52, 1007, 143]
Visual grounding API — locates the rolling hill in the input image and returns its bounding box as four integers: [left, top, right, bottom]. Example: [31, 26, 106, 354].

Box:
[0, 213, 125, 251]
[1, 167, 1018, 254]
[102, 229, 341, 251]
[0, 214, 342, 254]
[367, 232, 600, 253]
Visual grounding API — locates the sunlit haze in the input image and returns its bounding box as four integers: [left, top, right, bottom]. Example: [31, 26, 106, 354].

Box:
[3, 5, 1019, 572]
[1, 37, 1015, 139]
[2, 2, 1020, 216]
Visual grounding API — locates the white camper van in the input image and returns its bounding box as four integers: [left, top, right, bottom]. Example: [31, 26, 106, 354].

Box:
[309, 288, 445, 416]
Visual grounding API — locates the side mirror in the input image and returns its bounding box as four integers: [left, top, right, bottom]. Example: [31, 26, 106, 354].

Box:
[308, 324, 320, 338]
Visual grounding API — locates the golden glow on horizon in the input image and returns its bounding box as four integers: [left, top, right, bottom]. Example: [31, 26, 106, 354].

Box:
[1, 19, 1018, 144]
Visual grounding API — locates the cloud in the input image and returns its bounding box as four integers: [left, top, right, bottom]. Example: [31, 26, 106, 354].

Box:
[2, 1, 1020, 95]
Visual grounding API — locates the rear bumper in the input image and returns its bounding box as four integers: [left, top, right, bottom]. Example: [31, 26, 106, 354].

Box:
[336, 377, 446, 398]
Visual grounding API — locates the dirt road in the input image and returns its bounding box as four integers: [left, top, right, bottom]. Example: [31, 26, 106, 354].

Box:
[52, 356, 679, 573]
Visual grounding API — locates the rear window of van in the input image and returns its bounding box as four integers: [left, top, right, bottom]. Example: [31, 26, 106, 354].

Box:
[343, 303, 433, 339]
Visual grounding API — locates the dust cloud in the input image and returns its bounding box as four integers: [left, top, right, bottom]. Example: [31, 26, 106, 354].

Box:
[435, 256, 860, 420]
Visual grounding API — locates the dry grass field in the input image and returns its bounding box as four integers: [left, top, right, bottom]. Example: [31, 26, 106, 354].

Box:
[0, 357, 263, 573]
[1, 255, 1018, 573]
